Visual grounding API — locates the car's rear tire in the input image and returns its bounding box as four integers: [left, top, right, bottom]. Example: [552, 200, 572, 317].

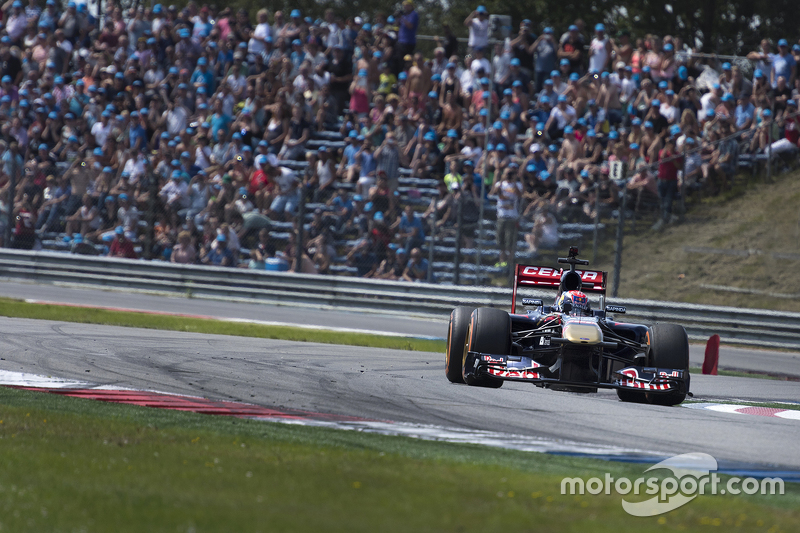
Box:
[646, 323, 690, 406]
[462, 307, 508, 388]
[446, 306, 473, 384]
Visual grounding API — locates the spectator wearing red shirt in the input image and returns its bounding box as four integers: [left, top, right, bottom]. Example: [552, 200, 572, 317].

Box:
[249, 155, 274, 211]
[784, 100, 800, 145]
[109, 226, 138, 259]
[653, 140, 682, 231]
[11, 198, 35, 249]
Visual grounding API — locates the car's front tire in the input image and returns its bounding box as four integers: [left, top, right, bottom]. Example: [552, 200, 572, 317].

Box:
[446, 306, 473, 384]
[462, 307, 508, 388]
[646, 322, 690, 406]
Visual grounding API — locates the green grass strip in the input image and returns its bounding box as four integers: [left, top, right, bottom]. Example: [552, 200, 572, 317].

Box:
[0, 297, 446, 352]
[0, 386, 798, 532]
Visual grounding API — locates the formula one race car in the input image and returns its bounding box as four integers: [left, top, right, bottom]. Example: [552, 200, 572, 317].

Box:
[445, 247, 690, 405]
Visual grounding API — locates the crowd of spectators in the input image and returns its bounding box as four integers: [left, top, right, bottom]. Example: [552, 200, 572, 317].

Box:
[0, 0, 797, 279]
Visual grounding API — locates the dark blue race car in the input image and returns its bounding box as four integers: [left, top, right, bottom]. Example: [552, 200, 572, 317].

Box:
[445, 247, 690, 406]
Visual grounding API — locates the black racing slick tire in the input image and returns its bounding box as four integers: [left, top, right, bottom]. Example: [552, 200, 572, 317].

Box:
[446, 307, 473, 384]
[462, 307, 509, 388]
[646, 323, 690, 406]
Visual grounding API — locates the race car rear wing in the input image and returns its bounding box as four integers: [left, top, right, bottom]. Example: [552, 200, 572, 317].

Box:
[511, 264, 607, 313]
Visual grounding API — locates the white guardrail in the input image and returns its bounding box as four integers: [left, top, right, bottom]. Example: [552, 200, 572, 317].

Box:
[0, 249, 798, 350]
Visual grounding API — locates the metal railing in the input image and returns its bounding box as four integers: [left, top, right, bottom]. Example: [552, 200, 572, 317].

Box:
[0, 249, 798, 350]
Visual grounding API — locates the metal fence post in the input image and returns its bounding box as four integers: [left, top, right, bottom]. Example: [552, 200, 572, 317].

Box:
[454, 192, 462, 285]
[474, 182, 486, 285]
[427, 209, 437, 283]
[143, 168, 157, 260]
[474, 39, 495, 286]
[767, 117, 773, 182]
[507, 217, 518, 282]
[5, 160, 16, 247]
[293, 189, 306, 273]
[612, 190, 626, 298]
[592, 181, 600, 264]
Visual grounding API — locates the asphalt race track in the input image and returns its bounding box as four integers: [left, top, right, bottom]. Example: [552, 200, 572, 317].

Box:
[1, 281, 799, 377]
[1, 316, 799, 471]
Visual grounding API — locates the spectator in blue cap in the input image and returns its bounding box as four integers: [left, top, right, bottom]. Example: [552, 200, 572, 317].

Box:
[770, 39, 796, 89]
[559, 23, 585, 73]
[108, 226, 138, 259]
[465, 5, 489, 52]
[191, 57, 215, 93]
[589, 23, 611, 73]
[735, 92, 755, 130]
[6, 1, 27, 43]
[500, 51, 529, 96]
[529, 27, 558, 94]
[718, 92, 736, 122]
[92, 108, 112, 146]
[544, 90, 576, 139]
[201, 233, 235, 267]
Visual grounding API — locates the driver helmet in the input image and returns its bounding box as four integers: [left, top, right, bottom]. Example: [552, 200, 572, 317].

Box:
[558, 270, 582, 294]
[555, 290, 592, 316]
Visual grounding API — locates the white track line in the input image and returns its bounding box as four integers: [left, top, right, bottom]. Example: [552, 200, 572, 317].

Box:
[685, 402, 800, 420]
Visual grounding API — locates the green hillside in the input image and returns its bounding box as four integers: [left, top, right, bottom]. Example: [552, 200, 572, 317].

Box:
[587, 170, 800, 312]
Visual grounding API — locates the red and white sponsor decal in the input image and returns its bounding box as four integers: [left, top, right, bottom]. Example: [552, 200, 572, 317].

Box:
[488, 368, 541, 379]
[617, 380, 672, 391]
[487, 360, 542, 380]
[517, 266, 606, 293]
[617, 368, 673, 390]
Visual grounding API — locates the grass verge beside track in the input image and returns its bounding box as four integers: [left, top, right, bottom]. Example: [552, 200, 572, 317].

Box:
[0, 297, 445, 353]
[0, 386, 798, 532]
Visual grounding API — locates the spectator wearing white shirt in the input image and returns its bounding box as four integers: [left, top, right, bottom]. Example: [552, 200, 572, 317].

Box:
[492, 42, 511, 86]
[491, 165, 523, 266]
[551, 70, 568, 95]
[322, 9, 341, 51]
[165, 102, 188, 136]
[609, 62, 626, 89]
[460, 57, 476, 96]
[91, 111, 112, 146]
[469, 48, 492, 78]
[464, 5, 490, 52]
[431, 48, 447, 77]
[116, 193, 140, 233]
[6, 1, 28, 44]
[269, 166, 301, 221]
[660, 90, 679, 123]
[250, 10, 271, 55]
[700, 83, 722, 117]
[160, 170, 190, 210]
[545, 94, 576, 138]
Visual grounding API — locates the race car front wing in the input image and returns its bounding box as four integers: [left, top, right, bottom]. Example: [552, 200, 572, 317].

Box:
[464, 351, 688, 394]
